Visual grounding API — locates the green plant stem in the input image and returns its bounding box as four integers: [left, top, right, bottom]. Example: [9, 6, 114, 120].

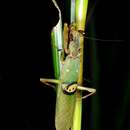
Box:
[72, 0, 89, 130]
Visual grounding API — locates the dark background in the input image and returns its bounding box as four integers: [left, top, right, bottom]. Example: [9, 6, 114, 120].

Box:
[0, 0, 129, 130]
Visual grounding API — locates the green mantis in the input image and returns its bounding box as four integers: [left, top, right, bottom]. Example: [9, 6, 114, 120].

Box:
[40, 22, 96, 130]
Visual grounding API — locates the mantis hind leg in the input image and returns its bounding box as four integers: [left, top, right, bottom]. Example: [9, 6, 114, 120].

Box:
[40, 78, 60, 90]
[77, 86, 96, 99]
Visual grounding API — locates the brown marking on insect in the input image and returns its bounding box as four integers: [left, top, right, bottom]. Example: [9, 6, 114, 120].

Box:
[63, 23, 69, 54]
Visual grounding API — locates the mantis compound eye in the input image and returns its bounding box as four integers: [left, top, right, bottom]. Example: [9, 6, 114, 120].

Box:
[62, 82, 77, 95]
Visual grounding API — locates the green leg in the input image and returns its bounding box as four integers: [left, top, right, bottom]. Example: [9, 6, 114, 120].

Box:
[40, 78, 60, 89]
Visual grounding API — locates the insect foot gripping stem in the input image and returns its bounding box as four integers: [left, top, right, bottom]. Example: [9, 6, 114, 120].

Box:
[62, 82, 77, 95]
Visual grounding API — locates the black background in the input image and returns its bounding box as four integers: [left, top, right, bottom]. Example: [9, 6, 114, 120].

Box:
[0, 0, 129, 130]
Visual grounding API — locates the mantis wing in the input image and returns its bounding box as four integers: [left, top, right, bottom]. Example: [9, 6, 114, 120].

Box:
[55, 56, 80, 130]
